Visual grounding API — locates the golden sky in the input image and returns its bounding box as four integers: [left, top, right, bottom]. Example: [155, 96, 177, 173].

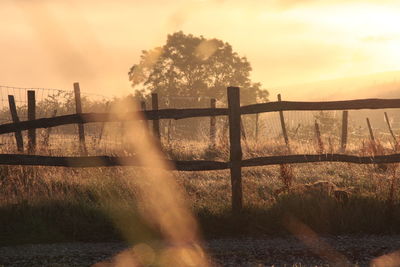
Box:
[1, 0, 400, 98]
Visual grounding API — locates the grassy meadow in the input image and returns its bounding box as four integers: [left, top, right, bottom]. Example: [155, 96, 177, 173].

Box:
[1, 134, 400, 246]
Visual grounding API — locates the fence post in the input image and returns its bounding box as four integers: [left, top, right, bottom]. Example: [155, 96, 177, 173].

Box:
[8, 95, 24, 152]
[314, 120, 324, 154]
[384, 112, 398, 146]
[210, 98, 216, 147]
[27, 90, 36, 153]
[151, 93, 161, 140]
[366, 117, 375, 142]
[278, 94, 290, 149]
[227, 87, 243, 214]
[366, 117, 377, 154]
[74, 82, 87, 155]
[341, 110, 348, 153]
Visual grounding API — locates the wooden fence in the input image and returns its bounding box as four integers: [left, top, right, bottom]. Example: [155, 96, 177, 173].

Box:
[2, 86, 400, 213]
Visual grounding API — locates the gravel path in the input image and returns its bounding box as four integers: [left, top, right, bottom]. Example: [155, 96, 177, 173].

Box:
[1, 235, 400, 266]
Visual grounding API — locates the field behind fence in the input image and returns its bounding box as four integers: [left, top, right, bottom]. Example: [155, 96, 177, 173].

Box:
[2, 84, 400, 212]
[1, 84, 399, 155]
[0, 84, 125, 155]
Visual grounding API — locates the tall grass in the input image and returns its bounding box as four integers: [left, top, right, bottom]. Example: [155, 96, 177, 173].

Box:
[1, 136, 400, 246]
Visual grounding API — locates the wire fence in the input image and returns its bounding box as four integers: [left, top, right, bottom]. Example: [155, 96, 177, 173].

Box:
[0, 85, 126, 155]
[243, 108, 400, 155]
[138, 94, 400, 158]
[1, 85, 400, 157]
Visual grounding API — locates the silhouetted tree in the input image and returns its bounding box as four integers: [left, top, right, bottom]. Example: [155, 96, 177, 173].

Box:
[128, 31, 268, 105]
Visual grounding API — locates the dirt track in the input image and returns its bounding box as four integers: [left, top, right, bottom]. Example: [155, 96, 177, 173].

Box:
[1, 235, 400, 266]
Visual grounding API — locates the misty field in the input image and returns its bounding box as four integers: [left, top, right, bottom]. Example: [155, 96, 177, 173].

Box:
[1, 137, 400, 246]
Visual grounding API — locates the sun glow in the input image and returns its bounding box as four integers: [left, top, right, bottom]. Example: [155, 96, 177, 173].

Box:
[255, 3, 400, 87]
[325, 4, 400, 74]
[1, 1, 400, 98]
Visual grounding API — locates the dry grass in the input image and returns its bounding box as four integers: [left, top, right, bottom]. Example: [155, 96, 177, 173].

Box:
[1, 137, 400, 245]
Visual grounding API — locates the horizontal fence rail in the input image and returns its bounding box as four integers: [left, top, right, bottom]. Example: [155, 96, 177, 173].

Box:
[1, 98, 400, 134]
[0, 154, 228, 171]
[243, 153, 400, 166]
[241, 98, 400, 114]
[1, 153, 400, 170]
[0, 108, 229, 134]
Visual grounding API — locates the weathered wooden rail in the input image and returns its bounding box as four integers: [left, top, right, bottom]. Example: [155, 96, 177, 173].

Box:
[1, 99, 400, 134]
[1, 153, 400, 169]
[2, 86, 400, 213]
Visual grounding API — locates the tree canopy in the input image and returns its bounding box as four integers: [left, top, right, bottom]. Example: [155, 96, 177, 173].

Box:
[128, 32, 268, 105]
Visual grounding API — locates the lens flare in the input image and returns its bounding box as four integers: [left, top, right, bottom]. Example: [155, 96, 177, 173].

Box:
[94, 98, 210, 266]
